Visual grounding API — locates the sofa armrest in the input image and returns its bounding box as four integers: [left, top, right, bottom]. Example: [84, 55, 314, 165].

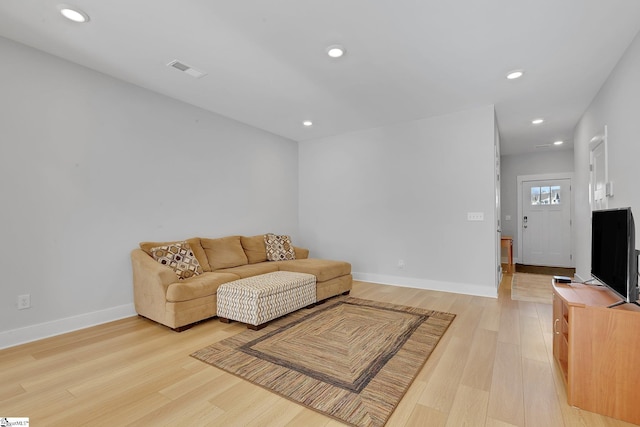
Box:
[131, 248, 177, 324]
[293, 246, 309, 259]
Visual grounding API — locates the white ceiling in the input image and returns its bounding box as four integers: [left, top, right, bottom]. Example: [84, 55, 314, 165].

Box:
[2, 1, 640, 155]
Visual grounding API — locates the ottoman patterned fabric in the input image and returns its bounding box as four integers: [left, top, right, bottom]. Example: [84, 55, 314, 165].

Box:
[217, 271, 316, 326]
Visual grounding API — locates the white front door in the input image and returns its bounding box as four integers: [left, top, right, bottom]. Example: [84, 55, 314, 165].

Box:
[521, 178, 572, 267]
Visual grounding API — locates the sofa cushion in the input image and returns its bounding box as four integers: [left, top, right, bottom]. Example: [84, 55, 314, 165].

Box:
[240, 235, 268, 264]
[149, 242, 203, 280]
[265, 233, 296, 261]
[216, 262, 279, 278]
[293, 246, 310, 259]
[275, 258, 351, 282]
[201, 236, 249, 270]
[140, 237, 211, 272]
[166, 272, 240, 302]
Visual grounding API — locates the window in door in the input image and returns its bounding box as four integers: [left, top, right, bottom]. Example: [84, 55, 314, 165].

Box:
[530, 185, 561, 206]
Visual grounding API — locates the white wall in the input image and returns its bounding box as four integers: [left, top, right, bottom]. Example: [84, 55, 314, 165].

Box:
[299, 105, 498, 297]
[0, 37, 299, 346]
[573, 31, 640, 281]
[500, 149, 574, 260]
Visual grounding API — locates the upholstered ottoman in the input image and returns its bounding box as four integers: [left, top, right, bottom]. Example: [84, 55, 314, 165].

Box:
[217, 271, 316, 329]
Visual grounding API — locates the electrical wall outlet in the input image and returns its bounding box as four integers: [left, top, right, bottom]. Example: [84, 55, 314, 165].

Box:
[397, 259, 405, 269]
[17, 294, 31, 310]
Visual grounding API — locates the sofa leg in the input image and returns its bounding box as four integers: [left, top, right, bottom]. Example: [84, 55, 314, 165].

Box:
[173, 324, 195, 332]
[342, 290, 351, 295]
[138, 314, 194, 333]
[219, 317, 231, 324]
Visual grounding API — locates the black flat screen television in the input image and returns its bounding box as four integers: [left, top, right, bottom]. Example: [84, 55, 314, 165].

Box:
[591, 207, 638, 304]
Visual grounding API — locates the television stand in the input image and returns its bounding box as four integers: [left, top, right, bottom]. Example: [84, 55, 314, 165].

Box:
[552, 279, 640, 425]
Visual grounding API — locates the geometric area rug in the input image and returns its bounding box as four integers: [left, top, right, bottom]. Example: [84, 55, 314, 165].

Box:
[192, 296, 455, 427]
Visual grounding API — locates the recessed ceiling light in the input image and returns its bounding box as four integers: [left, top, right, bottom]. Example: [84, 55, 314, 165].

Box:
[532, 118, 544, 125]
[302, 120, 313, 127]
[506, 69, 524, 80]
[58, 5, 90, 23]
[554, 140, 564, 146]
[326, 45, 345, 58]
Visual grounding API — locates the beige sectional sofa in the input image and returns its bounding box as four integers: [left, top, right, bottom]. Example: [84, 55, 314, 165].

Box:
[131, 234, 352, 330]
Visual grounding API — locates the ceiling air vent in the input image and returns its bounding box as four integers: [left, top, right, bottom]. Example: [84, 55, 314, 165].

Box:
[535, 144, 552, 149]
[166, 60, 207, 79]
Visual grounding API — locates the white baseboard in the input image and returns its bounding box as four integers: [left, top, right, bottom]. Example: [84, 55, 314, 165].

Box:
[0, 304, 137, 350]
[1, 273, 499, 349]
[352, 272, 498, 299]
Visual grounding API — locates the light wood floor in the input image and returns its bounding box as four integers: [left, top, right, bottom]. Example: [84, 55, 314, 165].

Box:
[1, 275, 637, 426]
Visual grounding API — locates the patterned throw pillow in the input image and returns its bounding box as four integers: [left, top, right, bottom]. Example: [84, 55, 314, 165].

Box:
[264, 233, 296, 261]
[150, 241, 203, 280]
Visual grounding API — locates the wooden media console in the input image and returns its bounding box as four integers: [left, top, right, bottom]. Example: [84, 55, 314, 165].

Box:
[552, 279, 640, 424]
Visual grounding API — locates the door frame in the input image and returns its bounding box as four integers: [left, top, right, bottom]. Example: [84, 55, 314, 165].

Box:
[517, 172, 574, 266]
[589, 126, 608, 210]
[495, 128, 502, 289]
